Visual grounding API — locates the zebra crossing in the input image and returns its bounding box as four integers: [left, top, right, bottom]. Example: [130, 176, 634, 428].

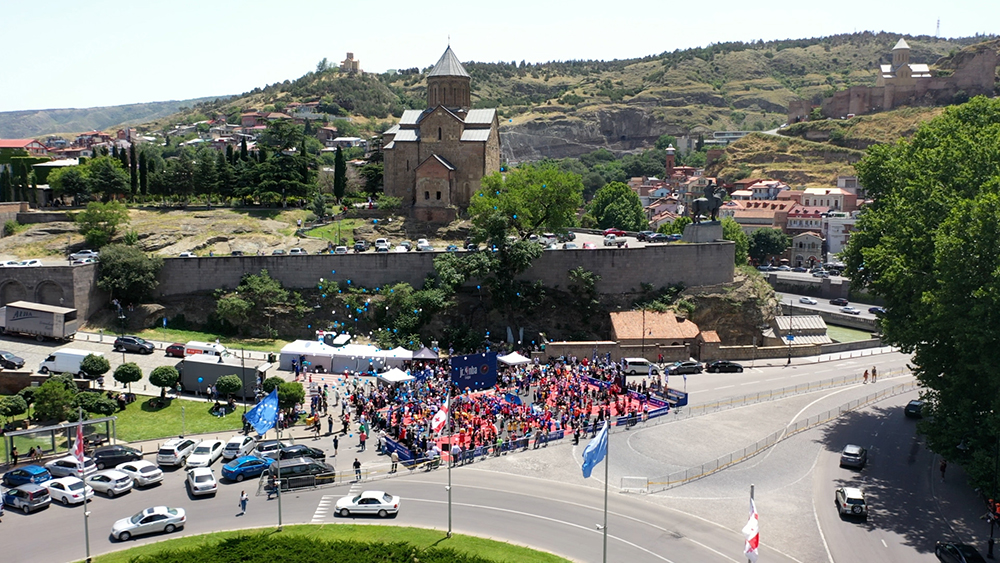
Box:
[311, 481, 360, 522]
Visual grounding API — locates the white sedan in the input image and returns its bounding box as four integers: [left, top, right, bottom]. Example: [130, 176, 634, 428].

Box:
[186, 439, 225, 468]
[116, 460, 163, 487]
[841, 306, 862, 315]
[798, 297, 817, 305]
[46, 476, 94, 505]
[111, 506, 186, 541]
[87, 469, 134, 497]
[335, 490, 400, 518]
[186, 467, 218, 495]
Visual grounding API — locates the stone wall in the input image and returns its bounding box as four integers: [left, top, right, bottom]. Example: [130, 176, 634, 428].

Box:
[0, 263, 103, 320]
[0, 202, 29, 234]
[16, 211, 71, 224]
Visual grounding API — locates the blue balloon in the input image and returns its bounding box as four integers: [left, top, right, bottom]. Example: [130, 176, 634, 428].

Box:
[373, 219, 378, 224]
[332, 270, 336, 274]
[198, 377, 204, 383]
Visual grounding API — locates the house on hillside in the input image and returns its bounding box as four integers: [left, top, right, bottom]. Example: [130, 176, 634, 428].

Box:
[788, 232, 824, 268]
[0, 139, 49, 158]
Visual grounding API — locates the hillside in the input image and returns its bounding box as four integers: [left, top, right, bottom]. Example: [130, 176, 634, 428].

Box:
[0, 97, 220, 139]
[777, 106, 944, 149]
[705, 132, 864, 187]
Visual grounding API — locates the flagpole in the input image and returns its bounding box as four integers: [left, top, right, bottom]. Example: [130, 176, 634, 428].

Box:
[276, 423, 283, 530]
[447, 375, 453, 538]
[79, 407, 91, 563]
[602, 418, 609, 563]
[748, 483, 754, 563]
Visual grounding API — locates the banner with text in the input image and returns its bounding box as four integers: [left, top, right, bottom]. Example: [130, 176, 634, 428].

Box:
[451, 352, 498, 390]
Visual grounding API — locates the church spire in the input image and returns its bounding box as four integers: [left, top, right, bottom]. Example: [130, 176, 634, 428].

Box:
[428, 45, 470, 78]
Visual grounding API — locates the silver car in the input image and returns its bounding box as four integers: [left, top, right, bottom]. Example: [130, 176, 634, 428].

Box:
[116, 460, 163, 487]
[45, 455, 97, 479]
[111, 506, 186, 541]
[87, 469, 134, 498]
[186, 467, 218, 496]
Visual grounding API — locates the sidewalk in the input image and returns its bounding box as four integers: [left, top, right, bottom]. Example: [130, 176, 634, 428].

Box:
[931, 456, 997, 551]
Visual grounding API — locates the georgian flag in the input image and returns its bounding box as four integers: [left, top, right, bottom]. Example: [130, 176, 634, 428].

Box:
[743, 498, 759, 562]
[73, 421, 86, 467]
[431, 403, 448, 434]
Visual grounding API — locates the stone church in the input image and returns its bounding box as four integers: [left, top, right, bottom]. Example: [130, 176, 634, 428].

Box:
[382, 47, 501, 223]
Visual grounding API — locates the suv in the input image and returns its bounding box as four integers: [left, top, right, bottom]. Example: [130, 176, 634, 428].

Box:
[835, 487, 868, 519]
[669, 361, 704, 375]
[636, 231, 655, 242]
[254, 439, 289, 458]
[92, 445, 143, 470]
[114, 336, 155, 354]
[157, 438, 200, 467]
[267, 457, 335, 480]
[2, 483, 51, 514]
[353, 240, 369, 252]
[840, 444, 868, 469]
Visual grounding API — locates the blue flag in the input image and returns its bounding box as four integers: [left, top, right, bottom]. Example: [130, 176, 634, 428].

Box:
[247, 388, 279, 435]
[581, 421, 609, 478]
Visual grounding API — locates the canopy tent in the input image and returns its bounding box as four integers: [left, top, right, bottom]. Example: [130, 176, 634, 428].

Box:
[280, 340, 396, 373]
[413, 347, 440, 361]
[498, 352, 531, 366]
[377, 367, 415, 384]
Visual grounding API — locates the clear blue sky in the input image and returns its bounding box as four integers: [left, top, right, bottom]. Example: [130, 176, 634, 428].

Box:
[1, 0, 995, 112]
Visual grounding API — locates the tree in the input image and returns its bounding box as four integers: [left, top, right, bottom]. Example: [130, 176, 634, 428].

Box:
[722, 217, 750, 265]
[75, 200, 129, 247]
[262, 376, 284, 394]
[470, 163, 583, 237]
[138, 150, 148, 197]
[74, 392, 117, 416]
[16, 387, 36, 413]
[215, 374, 243, 397]
[195, 149, 218, 203]
[149, 366, 179, 398]
[311, 192, 326, 220]
[96, 243, 163, 304]
[842, 96, 1000, 492]
[216, 151, 236, 202]
[277, 381, 305, 410]
[748, 228, 790, 264]
[655, 134, 677, 150]
[215, 269, 305, 338]
[359, 162, 383, 198]
[86, 156, 130, 200]
[33, 378, 77, 422]
[80, 354, 110, 380]
[657, 216, 692, 236]
[0, 395, 28, 425]
[333, 146, 346, 202]
[129, 144, 138, 196]
[589, 181, 647, 231]
[48, 166, 90, 205]
[113, 362, 143, 392]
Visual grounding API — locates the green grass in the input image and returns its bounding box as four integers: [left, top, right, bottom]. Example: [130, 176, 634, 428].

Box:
[114, 396, 243, 442]
[87, 525, 570, 563]
[304, 219, 365, 244]
[129, 327, 290, 353]
[827, 325, 876, 343]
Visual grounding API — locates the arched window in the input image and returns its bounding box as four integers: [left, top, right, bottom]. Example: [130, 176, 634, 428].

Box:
[436, 191, 441, 200]
[438, 127, 442, 140]
[406, 160, 409, 171]
[424, 191, 430, 200]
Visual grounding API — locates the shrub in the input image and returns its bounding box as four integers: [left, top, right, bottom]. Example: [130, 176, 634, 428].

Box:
[215, 374, 243, 397]
[113, 362, 143, 391]
[149, 366, 179, 398]
[81, 354, 111, 379]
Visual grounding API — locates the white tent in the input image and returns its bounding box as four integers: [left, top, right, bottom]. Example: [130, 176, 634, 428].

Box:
[498, 352, 531, 365]
[280, 340, 394, 373]
[377, 368, 414, 384]
[383, 346, 413, 366]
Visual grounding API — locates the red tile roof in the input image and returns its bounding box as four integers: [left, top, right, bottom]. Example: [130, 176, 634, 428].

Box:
[610, 311, 701, 341]
[0, 139, 39, 149]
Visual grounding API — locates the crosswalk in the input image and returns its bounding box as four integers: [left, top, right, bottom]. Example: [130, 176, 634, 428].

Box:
[311, 482, 360, 522]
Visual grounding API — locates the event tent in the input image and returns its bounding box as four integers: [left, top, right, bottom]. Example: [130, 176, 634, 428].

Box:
[413, 347, 440, 361]
[377, 367, 415, 384]
[498, 352, 531, 365]
[279, 340, 396, 373]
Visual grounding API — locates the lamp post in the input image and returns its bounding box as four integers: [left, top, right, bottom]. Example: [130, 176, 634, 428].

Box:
[241, 347, 247, 414]
[79, 408, 91, 563]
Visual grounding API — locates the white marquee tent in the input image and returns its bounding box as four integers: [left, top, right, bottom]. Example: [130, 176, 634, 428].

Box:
[376, 367, 415, 384]
[498, 352, 531, 365]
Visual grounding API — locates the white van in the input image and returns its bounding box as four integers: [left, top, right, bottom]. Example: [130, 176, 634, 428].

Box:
[39, 349, 103, 378]
[184, 341, 229, 357]
[622, 358, 659, 376]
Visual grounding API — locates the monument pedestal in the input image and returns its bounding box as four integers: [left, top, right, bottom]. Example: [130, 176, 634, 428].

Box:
[682, 222, 723, 243]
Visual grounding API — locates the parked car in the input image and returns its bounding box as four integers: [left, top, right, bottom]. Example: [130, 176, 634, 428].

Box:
[556, 231, 576, 242]
[111, 506, 186, 542]
[2, 483, 51, 513]
[835, 486, 868, 519]
[666, 233, 682, 242]
[333, 246, 348, 255]
[582, 242, 597, 249]
[87, 469, 134, 497]
[375, 244, 389, 253]
[157, 438, 200, 467]
[114, 335, 154, 354]
[16, 259, 42, 267]
[374, 238, 389, 249]
[757, 265, 775, 272]
[446, 244, 459, 252]
[647, 233, 670, 243]
[92, 445, 143, 470]
[353, 240, 369, 252]
[935, 542, 988, 563]
[636, 231, 655, 242]
[186, 467, 218, 496]
[798, 297, 817, 305]
[465, 242, 479, 252]
[0, 260, 19, 267]
[165, 342, 186, 358]
[840, 306, 861, 315]
[812, 270, 830, 278]
[115, 460, 164, 487]
[706, 360, 744, 373]
[45, 476, 93, 505]
[904, 400, 925, 418]
[776, 265, 792, 271]
[830, 298, 849, 306]
[186, 439, 225, 468]
[416, 242, 434, 252]
[0, 350, 26, 369]
[230, 250, 244, 256]
[267, 444, 327, 462]
[668, 361, 703, 375]
[71, 258, 96, 265]
[335, 490, 401, 518]
[791, 266, 808, 272]
[221, 455, 274, 482]
[2, 465, 51, 487]
[46, 455, 97, 479]
[840, 444, 868, 469]
[271, 249, 286, 255]
[253, 439, 289, 458]
[603, 228, 626, 237]
[223, 435, 257, 460]
[399, 240, 412, 251]
[288, 248, 307, 255]
[178, 252, 196, 258]
[562, 242, 578, 249]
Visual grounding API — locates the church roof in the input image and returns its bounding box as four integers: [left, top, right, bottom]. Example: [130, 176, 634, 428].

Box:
[464, 108, 496, 125]
[893, 38, 910, 50]
[418, 154, 456, 171]
[399, 110, 426, 126]
[392, 129, 420, 142]
[461, 129, 490, 142]
[428, 46, 470, 78]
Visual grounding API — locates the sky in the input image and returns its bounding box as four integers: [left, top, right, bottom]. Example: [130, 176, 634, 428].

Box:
[1, 0, 997, 113]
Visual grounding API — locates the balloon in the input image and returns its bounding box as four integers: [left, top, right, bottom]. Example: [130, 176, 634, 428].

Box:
[373, 219, 378, 224]
[332, 270, 336, 274]
[198, 377, 204, 383]
[308, 325, 311, 328]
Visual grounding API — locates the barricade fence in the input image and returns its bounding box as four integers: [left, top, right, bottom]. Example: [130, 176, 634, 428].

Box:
[624, 380, 917, 494]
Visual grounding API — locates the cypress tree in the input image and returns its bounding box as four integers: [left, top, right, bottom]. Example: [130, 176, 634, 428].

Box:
[129, 144, 138, 196]
[118, 146, 129, 171]
[226, 144, 235, 165]
[240, 138, 249, 161]
[112, 145, 119, 158]
[138, 151, 148, 196]
[333, 146, 346, 203]
[0, 167, 10, 202]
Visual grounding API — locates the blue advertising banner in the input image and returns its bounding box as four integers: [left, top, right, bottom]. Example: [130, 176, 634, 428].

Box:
[451, 352, 497, 389]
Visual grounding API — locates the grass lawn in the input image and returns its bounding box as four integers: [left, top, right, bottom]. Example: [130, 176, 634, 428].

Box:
[827, 325, 877, 343]
[129, 327, 290, 353]
[88, 524, 571, 563]
[114, 396, 243, 442]
[305, 218, 365, 244]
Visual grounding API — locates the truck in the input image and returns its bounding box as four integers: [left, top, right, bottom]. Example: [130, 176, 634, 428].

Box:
[39, 348, 103, 377]
[603, 234, 625, 248]
[0, 300, 78, 341]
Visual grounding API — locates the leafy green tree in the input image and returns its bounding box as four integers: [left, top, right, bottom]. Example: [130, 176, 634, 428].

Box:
[277, 381, 305, 410]
[657, 216, 692, 236]
[113, 362, 143, 392]
[195, 148, 218, 203]
[215, 374, 243, 397]
[16, 387, 36, 413]
[471, 163, 583, 237]
[166, 152, 196, 201]
[311, 192, 326, 220]
[96, 244, 163, 304]
[589, 181, 647, 231]
[129, 144, 138, 196]
[748, 228, 790, 264]
[215, 269, 305, 338]
[49, 166, 91, 205]
[33, 378, 77, 422]
[75, 200, 129, 247]
[333, 146, 346, 202]
[80, 354, 110, 380]
[655, 134, 677, 150]
[262, 376, 284, 394]
[722, 217, 750, 265]
[86, 156, 130, 200]
[0, 395, 28, 425]
[149, 365, 179, 398]
[843, 96, 1000, 489]
[74, 392, 117, 416]
[359, 162, 383, 197]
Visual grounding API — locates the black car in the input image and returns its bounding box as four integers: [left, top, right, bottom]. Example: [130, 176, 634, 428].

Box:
[647, 233, 670, 243]
[636, 231, 655, 242]
[113, 336, 154, 354]
[230, 250, 244, 256]
[829, 298, 849, 306]
[936, 542, 987, 563]
[92, 445, 143, 470]
[269, 444, 327, 462]
[0, 350, 26, 370]
[869, 306, 887, 315]
[904, 400, 925, 418]
[669, 361, 703, 375]
[791, 267, 808, 272]
[706, 360, 744, 373]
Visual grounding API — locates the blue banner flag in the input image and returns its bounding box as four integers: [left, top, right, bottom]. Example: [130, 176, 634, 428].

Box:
[581, 420, 609, 479]
[247, 388, 279, 435]
[451, 352, 497, 389]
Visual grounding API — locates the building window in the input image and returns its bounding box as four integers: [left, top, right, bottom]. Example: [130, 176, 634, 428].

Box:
[424, 191, 429, 200]
[436, 191, 441, 200]
[438, 127, 442, 140]
[406, 160, 409, 171]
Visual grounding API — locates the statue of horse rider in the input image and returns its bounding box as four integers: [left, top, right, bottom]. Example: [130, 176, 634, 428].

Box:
[691, 181, 726, 223]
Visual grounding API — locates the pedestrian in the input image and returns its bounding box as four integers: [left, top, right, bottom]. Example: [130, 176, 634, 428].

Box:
[871, 366, 877, 383]
[332, 435, 339, 456]
[239, 490, 248, 515]
[359, 431, 367, 452]
[940, 459, 948, 481]
[266, 476, 276, 500]
[327, 414, 334, 436]
[10, 445, 17, 466]
[390, 450, 399, 473]
[353, 458, 361, 481]
[863, 370, 869, 384]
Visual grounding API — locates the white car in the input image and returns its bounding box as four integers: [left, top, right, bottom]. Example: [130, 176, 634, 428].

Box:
[186, 467, 218, 495]
[416, 238, 429, 247]
[46, 455, 97, 478]
[116, 460, 163, 487]
[111, 506, 186, 542]
[17, 259, 42, 267]
[46, 476, 94, 505]
[86, 469, 134, 498]
[799, 297, 817, 305]
[835, 486, 868, 519]
[178, 252, 196, 258]
[333, 246, 348, 255]
[186, 439, 225, 468]
[841, 306, 862, 315]
[71, 258, 96, 265]
[0, 260, 20, 267]
[69, 249, 99, 261]
[222, 435, 256, 460]
[288, 248, 307, 255]
[335, 490, 400, 518]
[393, 246, 407, 252]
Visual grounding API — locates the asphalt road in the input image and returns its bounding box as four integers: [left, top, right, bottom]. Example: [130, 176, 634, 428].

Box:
[774, 290, 880, 321]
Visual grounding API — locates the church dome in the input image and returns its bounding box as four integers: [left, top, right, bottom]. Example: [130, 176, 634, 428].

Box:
[428, 46, 470, 78]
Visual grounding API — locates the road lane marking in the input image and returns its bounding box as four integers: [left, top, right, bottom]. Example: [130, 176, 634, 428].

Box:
[312, 494, 336, 523]
[882, 539, 887, 547]
[813, 488, 836, 563]
[713, 385, 735, 391]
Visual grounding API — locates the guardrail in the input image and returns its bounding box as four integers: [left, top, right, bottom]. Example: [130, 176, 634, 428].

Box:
[621, 380, 918, 494]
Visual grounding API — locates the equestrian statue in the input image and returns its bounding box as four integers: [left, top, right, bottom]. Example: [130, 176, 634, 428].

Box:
[690, 181, 726, 223]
